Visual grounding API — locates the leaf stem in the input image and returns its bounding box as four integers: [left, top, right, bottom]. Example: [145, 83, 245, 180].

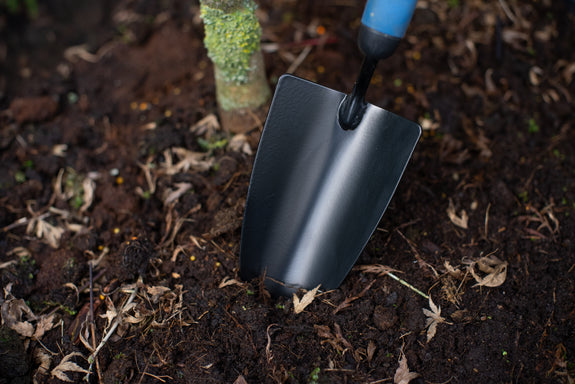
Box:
[387, 272, 429, 299]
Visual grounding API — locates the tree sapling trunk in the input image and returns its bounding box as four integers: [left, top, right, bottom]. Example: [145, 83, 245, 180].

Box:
[200, 0, 271, 134]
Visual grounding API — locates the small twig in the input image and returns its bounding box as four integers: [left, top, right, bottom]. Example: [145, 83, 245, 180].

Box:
[143, 372, 172, 382]
[497, 0, 518, 24]
[78, 268, 107, 294]
[265, 324, 279, 363]
[484, 203, 491, 239]
[286, 45, 313, 74]
[89, 263, 94, 326]
[86, 277, 141, 381]
[2, 216, 30, 232]
[387, 272, 429, 299]
[88, 263, 102, 382]
[368, 378, 393, 384]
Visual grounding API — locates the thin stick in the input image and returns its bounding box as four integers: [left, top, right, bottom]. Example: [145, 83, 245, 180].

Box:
[88, 262, 102, 382]
[387, 272, 429, 299]
[85, 277, 140, 381]
[484, 203, 491, 239]
[497, 0, 517, 24]
[286, 46, 312, 74]
[89, 263, 94, 326]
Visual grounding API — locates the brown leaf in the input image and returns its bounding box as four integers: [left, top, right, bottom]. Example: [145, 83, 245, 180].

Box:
[444, 261, 464, 280]
[33, 313, 57, 339]
[293, 285, 320, 314]
[146, 286, 171, 303]
[357, 264, 400, 276]
[50, 352, 89, 382]
[447, 199, 468, 229]
[35, 348, 52, 376]
[422, 296, 446, 343]
[333, 323, 353, 351]
[233, 375, 248, 384]
[163, 182, 193, 205]
[314, 324, 334, 340]
[333, 280, 375, 314]
[367, 340, 377, 364]
[468, 255, 508, 287]
[218, 277, 245, 289]
[394, 353, 420, 384]
[1, 298, 37, 337]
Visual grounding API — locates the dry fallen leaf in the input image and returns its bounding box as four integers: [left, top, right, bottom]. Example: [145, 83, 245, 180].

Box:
[1, 297, 37, 337]
[146, 286, 172, 302]
[99, 297, 118, 328]
[33, 313, 57, 339]
[367, 340, 377, 364]
[28, 218, 65, 249]
[218, 277, 245, 289]
[163, 182, 193, 205]
[233, 375, 248, 384]
[228, 133, 253, 155]
[468, 255, 508, 287]
[35, 348, 52, 376]
[50, 352, 90, 382]
[447, 199, 468, 229]
[357, 264, 400, 276]
[394, 353, 420, 384]
[293, 285, 320, 314]
[190, 113, 220, 136]
[161, 147, 214, 175]
[444, 260, 464, 280]
[422, 296, 446, 343]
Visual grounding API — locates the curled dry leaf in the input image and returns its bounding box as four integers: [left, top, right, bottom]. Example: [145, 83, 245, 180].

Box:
[444, 261, 464, 280]
[33, 313, 57, 339]
[468, 255, 508, 287]
[293, 285, 320, 314]
[35, 348, 52, 376]
[422, 296, 446, 343]
[190, 113, 220, 136]
[146, 285, 172, 303]
[99, 297, 118, 328]
[80, 177, 95, 213]
[28, 219, 65, 249]
[50, 352, 90, 382]
[163, 182, 193, 205]
[447, 199, 468, 229]
[229, 133, 253, 155]
[219, 276, 245, 289]
[314, 323, 355, 358]
[367, 340, 377, 363]
[161, 147, 214, 175]
[394, 353, 420, 384]
[1, 297, 37, 337]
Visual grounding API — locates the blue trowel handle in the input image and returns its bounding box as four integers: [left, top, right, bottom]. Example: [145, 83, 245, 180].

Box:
[359, 0, 418, 60]
[338, 0, 417, 130]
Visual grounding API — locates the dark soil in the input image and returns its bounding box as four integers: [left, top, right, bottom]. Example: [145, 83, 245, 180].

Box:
[1, 1, 574, 383]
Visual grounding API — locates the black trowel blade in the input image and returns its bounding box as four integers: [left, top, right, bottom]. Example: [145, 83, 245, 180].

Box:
[240, 74, 421, 296]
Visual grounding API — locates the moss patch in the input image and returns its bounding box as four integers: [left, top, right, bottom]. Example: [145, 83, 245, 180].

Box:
[201, 1, 262, 84]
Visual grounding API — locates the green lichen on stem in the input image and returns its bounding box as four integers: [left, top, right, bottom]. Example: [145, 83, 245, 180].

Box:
[214, 50, 270, 110]
[200, 0, 262, 84]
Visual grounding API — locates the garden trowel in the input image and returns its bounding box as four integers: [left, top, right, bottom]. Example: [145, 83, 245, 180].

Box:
[240, 0, 421, 296]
